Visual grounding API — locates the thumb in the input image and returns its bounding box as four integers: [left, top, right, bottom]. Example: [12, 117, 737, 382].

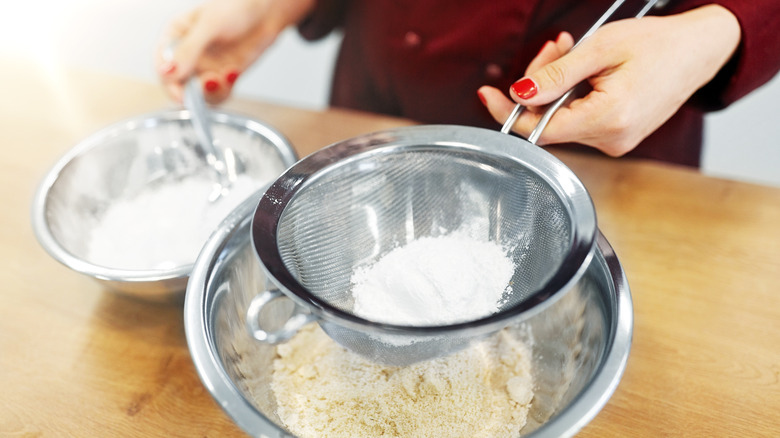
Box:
[170, 26, 213, 81]
[510, 46, 600, 106]
[158, 14, 215, 83]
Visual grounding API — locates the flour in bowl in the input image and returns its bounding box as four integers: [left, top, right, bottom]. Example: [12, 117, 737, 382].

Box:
[351, 233, 515, 325]
[87, 174, 261, 270]
[270, 324, 534, 438]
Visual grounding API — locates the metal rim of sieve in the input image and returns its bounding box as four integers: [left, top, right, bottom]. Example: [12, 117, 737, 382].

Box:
[251, 124, 597, 337]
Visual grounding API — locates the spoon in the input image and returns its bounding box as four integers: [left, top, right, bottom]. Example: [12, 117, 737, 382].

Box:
[183, 77, 235, 202]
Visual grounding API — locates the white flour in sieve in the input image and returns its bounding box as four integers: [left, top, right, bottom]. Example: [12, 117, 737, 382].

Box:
[87, 174, 262, 270]
[351, 233, 515, 325]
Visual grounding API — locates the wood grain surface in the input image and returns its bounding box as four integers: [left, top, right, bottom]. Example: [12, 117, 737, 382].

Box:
[1, 55, 778, 437]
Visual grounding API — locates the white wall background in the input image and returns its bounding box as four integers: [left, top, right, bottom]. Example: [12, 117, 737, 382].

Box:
[3, 0, 778, 187]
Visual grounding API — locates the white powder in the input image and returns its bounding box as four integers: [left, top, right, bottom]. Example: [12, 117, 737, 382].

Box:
[351, 234, 515, 325]
[268, 324, 534, 438]
[87, 174, 263, 270]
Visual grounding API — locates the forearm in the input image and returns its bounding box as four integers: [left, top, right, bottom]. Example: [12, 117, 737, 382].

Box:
[670, 1, 780, 109]
[669, 5, 740, 100]
[297, 0, 351, 41]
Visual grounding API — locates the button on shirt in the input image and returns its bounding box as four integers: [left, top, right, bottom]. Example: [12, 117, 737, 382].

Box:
[403, 31, 421, 49]
[327, 0, 534, 127]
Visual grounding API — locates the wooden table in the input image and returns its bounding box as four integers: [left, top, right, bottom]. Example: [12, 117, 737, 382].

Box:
[2, 55, 779, 437]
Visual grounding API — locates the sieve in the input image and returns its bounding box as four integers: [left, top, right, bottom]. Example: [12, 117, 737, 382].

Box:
[248, 125, 597, 366]
[246, 0, 661, 366]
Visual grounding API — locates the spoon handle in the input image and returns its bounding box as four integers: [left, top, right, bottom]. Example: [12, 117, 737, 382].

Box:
[183, 78, 229, 185]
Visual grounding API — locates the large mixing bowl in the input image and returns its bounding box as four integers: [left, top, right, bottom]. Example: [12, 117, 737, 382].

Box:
[185, 190, 633, 437]
[32, 109, 297, 301]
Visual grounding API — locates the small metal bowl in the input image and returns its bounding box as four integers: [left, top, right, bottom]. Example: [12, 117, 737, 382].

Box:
[185, 191, 633, 437]
[31, 109, 297, 301]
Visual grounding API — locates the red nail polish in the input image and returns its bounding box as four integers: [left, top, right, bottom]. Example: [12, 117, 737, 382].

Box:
[160, 61, 177, 75]
[226, 70, 239, 85]
[204, 80, 219, 93]
[477, 89, 487, 106]
[511, 78, 538, 100]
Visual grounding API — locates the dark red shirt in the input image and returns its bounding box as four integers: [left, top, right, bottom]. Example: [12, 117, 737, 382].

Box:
[300, 0, 780, 166]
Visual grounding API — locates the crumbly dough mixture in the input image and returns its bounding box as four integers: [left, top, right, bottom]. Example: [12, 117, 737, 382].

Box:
[269, 325, 534, 438]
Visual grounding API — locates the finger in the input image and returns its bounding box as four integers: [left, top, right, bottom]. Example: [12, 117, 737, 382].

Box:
[524, 32, 575, 76]
[554, 31, 575, 55]
[478, 86, 544, 138]
[164, 81, 185, 104]
[168, 9, 198, 40]
[530, 104, 592, 146]
[479, 84, 617, 148]
[524, 40, 556, 76]
[156, 10, 198, 78]
[156, 11, 203, 104]
[478, 85, 519, 127]
[530, 90, 622, 149]
[200, 72, 231, 105]
[170, 18, 215, 81]
[222, 65, 241, 89]
[510, 36, 606, 106]
[157, 41, 184, 102]
[209, 65, 241, 103]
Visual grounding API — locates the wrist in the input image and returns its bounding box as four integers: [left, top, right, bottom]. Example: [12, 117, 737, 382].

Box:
[682, 5, 741, 70]
[267, 0, 318, 32]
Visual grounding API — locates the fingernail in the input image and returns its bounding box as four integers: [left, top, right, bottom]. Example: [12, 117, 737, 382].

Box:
[477, 89, 487, 106]
[511, 78, 538, 100]
[160, 61, 177, 75]
[225, 70, 239, 85]
[204, 79, 219, 93]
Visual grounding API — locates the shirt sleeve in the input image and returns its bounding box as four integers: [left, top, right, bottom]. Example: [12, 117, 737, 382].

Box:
[297, 0, 351, 41]
[665, 1, 780, 110]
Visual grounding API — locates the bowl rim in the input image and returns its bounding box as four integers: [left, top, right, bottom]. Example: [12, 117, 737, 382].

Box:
[30, 108, 298, 287]
[185, 192, 633, 438]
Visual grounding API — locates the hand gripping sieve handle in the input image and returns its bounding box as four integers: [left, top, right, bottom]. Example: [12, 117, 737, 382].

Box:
[500, 0, 662, 143]
[246, 289, 318, 344]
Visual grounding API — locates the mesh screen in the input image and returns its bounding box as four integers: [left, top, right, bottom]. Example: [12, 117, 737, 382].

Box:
[276, 147, 572, 318]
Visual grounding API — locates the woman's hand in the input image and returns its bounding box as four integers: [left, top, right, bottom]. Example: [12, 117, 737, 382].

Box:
[478, 5, 741, 156]
[156, 0, 315, 104]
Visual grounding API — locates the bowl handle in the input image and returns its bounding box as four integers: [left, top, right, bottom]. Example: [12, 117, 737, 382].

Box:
[246, 289, 317, 344]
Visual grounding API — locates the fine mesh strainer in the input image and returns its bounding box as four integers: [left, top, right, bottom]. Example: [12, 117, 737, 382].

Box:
[248, 125, 596, 366]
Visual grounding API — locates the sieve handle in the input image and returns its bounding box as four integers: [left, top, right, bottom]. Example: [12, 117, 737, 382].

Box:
[246, 289, 317, 344]
[500, 0, 662, 143]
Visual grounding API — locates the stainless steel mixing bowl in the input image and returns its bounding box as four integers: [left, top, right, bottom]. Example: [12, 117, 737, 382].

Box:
[185, 190, 633, 437]
[32, 109, 297, 301]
